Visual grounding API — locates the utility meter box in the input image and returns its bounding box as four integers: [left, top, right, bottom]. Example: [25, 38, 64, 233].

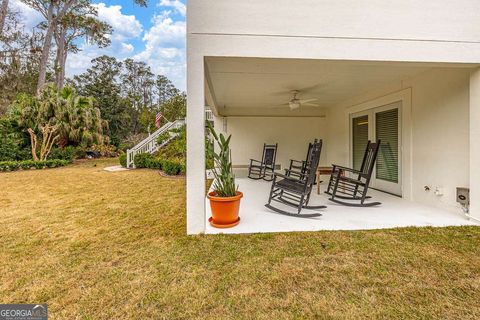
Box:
[456, 187, 470, 206]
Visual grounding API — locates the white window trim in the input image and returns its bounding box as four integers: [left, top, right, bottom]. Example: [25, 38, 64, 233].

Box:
[344, 88, 413, 201]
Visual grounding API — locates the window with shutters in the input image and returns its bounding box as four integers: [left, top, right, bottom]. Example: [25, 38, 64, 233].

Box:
[375, 108, 399, 183]
[352, 115, 369, 171]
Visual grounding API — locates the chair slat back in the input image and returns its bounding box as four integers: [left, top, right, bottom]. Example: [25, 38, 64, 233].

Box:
[360, 140, 381, 177]
[305, 140, 322, 185]
[262, 143, 278, 167]
[302, 139, 318, 171]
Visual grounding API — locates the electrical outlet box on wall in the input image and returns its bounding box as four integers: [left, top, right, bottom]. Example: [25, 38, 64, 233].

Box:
[434, 186, 444, 196]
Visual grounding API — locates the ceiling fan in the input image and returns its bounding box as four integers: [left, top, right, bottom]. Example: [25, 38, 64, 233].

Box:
[281, 90, 319, 110]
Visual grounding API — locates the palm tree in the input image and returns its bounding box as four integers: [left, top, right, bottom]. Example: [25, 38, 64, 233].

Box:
[55, 86, 107, 147]
[11, 85, 108, 159]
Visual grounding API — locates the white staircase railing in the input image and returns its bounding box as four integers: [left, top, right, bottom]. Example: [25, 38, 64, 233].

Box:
[126, 119, 185, 168]
[205, 108, 214, 121]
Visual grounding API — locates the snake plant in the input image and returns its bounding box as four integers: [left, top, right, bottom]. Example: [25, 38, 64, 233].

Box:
[207, 123, 238, 197]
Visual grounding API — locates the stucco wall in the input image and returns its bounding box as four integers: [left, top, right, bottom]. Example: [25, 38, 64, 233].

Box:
[407, 68, 470, 210]
[213, 117, 327, 177]
[189, 0, 480, 44]
[326, 68, 471, 212]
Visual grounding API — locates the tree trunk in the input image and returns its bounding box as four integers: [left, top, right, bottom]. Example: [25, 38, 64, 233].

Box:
[36, 3, 56, 95]
[58, 39, 68, 89]
[27, 128, 39, 161]
[55, 28, 67, 89]
[0, 0, 8, 37]
[39, 125, 58, 160]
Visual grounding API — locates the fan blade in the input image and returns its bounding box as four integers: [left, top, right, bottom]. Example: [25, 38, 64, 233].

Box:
[271, 84, 322, 96]
[299, 98, 318, 104]
[297, 84, 322, 94]
[303, 102, 320, 107]
[271, 90, 294, 96]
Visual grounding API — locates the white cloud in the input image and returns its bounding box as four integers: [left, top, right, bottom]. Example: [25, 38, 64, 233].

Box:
[94, 3, 143, 41]
[8, 2, 141, 79]
[158, 0, 186, 16]
[65, 3, 143, 79]
[11, 0, 186, 91]
[10, 0, 44, 30]
[133, 10, 186, 90]
[121, 43, 135, 54]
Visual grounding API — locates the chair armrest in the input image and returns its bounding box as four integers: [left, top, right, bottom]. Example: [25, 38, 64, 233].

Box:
[332, 164, 362, 175]
[250, 159, 263, 165]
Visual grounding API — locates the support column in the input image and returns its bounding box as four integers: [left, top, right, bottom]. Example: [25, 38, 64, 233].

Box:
[469, 68, 480, 220]
[186, 49, 206, 234]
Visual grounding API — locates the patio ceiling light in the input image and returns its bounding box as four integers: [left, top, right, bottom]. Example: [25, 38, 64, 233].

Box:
[289, 100, 301, 110]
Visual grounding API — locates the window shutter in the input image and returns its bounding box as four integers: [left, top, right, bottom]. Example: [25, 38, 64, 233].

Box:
[352, 115, 369, 171]
[375, 108, 399, 183]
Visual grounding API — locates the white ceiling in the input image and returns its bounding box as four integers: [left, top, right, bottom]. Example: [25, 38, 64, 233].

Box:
[205, 57, 474, 117]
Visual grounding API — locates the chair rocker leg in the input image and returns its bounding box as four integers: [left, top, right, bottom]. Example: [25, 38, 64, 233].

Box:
[248, 169, 265, 180]
[262, 173, 274, 181]
[328, 197, 381, 207]
[277, 196, 327, 210]
[265, 204, 323, 218]
[325, 193, 372, 200]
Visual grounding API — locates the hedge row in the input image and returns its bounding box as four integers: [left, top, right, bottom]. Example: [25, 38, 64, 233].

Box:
[0, 159, 70, 172]
[129, 153, 185, 175]
[119, 153, 127, 167]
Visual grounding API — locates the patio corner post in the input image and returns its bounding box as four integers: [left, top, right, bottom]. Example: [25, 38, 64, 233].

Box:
[186, 51, 206, 234]
[469, 68, 480, 221]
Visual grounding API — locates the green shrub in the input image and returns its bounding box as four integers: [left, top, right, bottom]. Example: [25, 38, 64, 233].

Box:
[148, 158, 164, 170]
[0, 159, 69, 172]
[119, 154, 127, 167]
[0, 117, 30, 161]
[157, 125, 185, 162]
[49, 146, 76, 161]
[162, 160, 185, 175]
[156, 132, 171, 145]
[90, 144, 118, 157]
[134, 153, 155, 168]
[74, 148, 87, 159]
[131, 153, 184, 175]
[20, 161, 34, 170]
[49, 146, 87, 161]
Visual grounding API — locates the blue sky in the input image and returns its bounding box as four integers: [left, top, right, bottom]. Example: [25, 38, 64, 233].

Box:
[12, 0, 187, 90]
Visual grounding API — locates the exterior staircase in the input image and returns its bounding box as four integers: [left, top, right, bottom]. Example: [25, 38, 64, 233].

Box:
[126, 119, 185, 168]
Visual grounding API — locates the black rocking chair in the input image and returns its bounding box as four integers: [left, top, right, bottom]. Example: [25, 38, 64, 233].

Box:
[325, 140, 381, 207]
[248, 143, 278, 181]
[265, 140, 326, 218]
[286, 140, 316, 180]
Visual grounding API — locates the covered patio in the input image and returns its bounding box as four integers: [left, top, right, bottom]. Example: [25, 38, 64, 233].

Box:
[187, 56, 480, 234]
[205, 178, 476, 234]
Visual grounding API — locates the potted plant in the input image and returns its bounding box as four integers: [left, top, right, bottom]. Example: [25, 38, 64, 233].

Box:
[207, 124, 242, 228]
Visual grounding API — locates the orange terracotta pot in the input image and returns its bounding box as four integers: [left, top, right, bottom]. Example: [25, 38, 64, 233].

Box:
[207, 191, 243, 228]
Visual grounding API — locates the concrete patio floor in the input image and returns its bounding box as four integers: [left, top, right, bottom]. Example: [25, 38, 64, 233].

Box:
[205, 178, 478, 234]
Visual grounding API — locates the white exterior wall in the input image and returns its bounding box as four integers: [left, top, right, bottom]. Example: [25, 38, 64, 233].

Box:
[190, 0, 480, 43]
[470, 69, 480, 221]
[187, 0, 480, 233]
[326, 68, 471, 212]
[213, 117, 327, 175]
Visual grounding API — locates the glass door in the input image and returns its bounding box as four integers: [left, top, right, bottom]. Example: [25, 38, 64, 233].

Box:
[350, 101, 402, 196]
[351, 114, 370, 171]
[374, 103, 401, 195]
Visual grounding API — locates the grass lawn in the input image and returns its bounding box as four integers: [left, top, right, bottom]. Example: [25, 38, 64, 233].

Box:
[1, 159, 479, 319]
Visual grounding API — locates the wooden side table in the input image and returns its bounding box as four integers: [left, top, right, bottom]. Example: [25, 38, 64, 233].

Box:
[316, 166, 334, 194]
